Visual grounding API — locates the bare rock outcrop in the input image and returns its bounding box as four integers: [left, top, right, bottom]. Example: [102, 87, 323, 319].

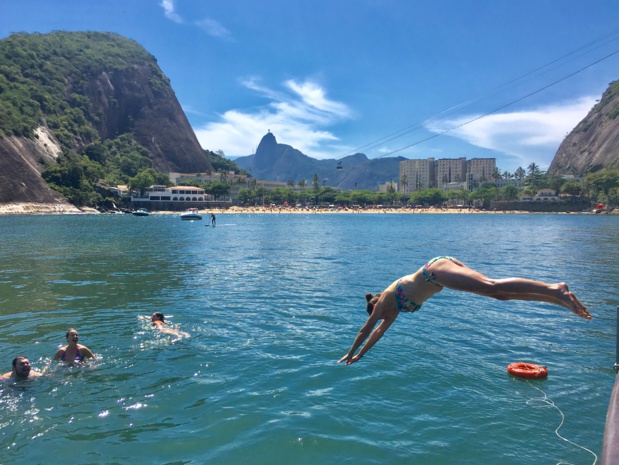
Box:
[549, 81, 619, 175]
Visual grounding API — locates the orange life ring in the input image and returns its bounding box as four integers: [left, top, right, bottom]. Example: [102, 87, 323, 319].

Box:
[507, 362, 548, 379]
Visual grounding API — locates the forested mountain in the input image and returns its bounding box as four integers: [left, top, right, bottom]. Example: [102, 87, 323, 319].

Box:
[234, 131, 405, 190]
[0, 31, 213, 207]
[549, 80, 619, 175]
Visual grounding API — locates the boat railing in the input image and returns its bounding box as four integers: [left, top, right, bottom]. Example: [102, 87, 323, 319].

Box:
[602, 306, 619, 464]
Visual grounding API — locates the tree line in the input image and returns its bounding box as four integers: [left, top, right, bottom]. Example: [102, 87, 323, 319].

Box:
[232, 164, 619, 208]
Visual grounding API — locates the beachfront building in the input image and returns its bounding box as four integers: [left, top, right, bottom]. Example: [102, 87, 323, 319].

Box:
[495, 178, 521, 189]
[378, 181, 398, 193]
[443, 181, 468, 192]
[399, 158, 435, 194]
[467, 158, 496, 186]
[169, 171, 249, 185]
[436, 157, 467, 189]
[399, 157, 496, 193]
[131, 185, 210, 202]
[520, 188, 560, 202]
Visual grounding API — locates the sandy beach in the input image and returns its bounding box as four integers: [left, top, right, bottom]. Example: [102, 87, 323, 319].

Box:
[1, 202, 612, 215]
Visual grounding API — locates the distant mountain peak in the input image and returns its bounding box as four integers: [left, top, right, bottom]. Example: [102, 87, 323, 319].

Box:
[253, 131, 281, 171]
[235, 131, 405, 190]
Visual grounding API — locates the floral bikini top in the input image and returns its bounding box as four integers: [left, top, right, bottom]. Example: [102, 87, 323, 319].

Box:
[394, 279, 422, 313]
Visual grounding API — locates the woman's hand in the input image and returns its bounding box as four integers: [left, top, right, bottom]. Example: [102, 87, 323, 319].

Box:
[338, 353, 362, 365]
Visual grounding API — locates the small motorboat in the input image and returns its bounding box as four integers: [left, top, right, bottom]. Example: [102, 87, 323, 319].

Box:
[180, 208, 202, 220]
[132, 208, 150, 216]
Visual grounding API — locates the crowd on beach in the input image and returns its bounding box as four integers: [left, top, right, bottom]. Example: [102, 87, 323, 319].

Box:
[1, 200, 617, 215]
[222, 204, 615, 214]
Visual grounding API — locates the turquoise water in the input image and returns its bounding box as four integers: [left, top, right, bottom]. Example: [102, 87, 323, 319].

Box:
[0, 213, 617, 465]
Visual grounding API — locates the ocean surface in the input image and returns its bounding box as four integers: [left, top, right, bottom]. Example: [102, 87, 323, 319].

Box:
[0, 212, 617, 465]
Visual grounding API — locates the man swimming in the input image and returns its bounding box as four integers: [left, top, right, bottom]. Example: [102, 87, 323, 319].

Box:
[1, 356, 42, 381]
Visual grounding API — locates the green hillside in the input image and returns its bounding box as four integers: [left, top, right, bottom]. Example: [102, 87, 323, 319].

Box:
[0, 31, 218, 207]
[0, 31, 157, 141]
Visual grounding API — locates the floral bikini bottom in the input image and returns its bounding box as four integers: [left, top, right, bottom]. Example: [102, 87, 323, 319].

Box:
[421, 256, 454, 287]
[394, 256, 455, 313]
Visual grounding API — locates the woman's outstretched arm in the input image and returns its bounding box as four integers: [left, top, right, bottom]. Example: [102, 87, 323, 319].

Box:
[339, 297, 399, 365]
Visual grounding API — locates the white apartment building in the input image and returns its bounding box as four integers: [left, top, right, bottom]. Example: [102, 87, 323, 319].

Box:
[467, 158, 496, 183]
[378, 181, 398, 193]
[399, 157, 497, 193]
[399, 158, 435, 194]
[131, 185, 210, 202]
[436, 158, 467, 189]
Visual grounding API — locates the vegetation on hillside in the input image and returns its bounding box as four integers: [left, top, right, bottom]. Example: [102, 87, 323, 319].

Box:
[593, 80, 619, 121]
[0, 31, 247, 208]
[0, 31, 158, 140]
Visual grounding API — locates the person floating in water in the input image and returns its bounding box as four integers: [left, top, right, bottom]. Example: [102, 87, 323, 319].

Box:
[52, 329, 96, 365]
[151, 312, 190, 338]
[339, 256, 591, 366]
[1, 356, 42, 381]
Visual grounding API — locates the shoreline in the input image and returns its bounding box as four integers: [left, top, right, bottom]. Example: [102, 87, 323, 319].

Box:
[1, 202, 615, 216]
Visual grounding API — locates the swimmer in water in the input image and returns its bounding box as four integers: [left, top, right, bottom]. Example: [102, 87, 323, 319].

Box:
[339, 256, 591, 366]
[52, 329, 96, 365]
[151, 312, 190, 338]
[1, 356, 43, 381]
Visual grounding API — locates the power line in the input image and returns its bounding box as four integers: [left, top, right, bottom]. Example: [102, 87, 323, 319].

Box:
[338, 27, 619, 160]
[377, 47, 619, 159]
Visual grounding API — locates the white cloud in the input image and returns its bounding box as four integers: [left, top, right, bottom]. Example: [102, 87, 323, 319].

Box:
[161, 0, 182, 23]
[195, 18, 231, 39]
[160, 1, 231, 40]
[194, 79, 353, 158]
[425, 96, 596, 169]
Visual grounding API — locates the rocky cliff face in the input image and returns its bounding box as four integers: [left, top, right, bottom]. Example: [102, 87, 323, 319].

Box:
[549, 80, 619, 175]
[82, 64, 212, 173]
[0, 127, 72, 205]
[0, 31, 213, 210]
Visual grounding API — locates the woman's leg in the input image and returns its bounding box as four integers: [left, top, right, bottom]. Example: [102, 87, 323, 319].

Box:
[430, 259, 591, 319]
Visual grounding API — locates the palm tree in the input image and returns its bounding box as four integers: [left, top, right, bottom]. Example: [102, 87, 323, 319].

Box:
[312, 174, 320, 205]
[296, 179, 307, 205]
[514, 167, 526, 186]
[492, 167, 502, 186]
[525, 163, 545, 191]
[400, 174, 408, 194]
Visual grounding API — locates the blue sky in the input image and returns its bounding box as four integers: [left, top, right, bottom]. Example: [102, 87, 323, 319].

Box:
[2, 1, 618, 173]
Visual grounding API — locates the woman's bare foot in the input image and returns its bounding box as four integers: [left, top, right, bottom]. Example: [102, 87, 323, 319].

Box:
[558, 283, 592, 319]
